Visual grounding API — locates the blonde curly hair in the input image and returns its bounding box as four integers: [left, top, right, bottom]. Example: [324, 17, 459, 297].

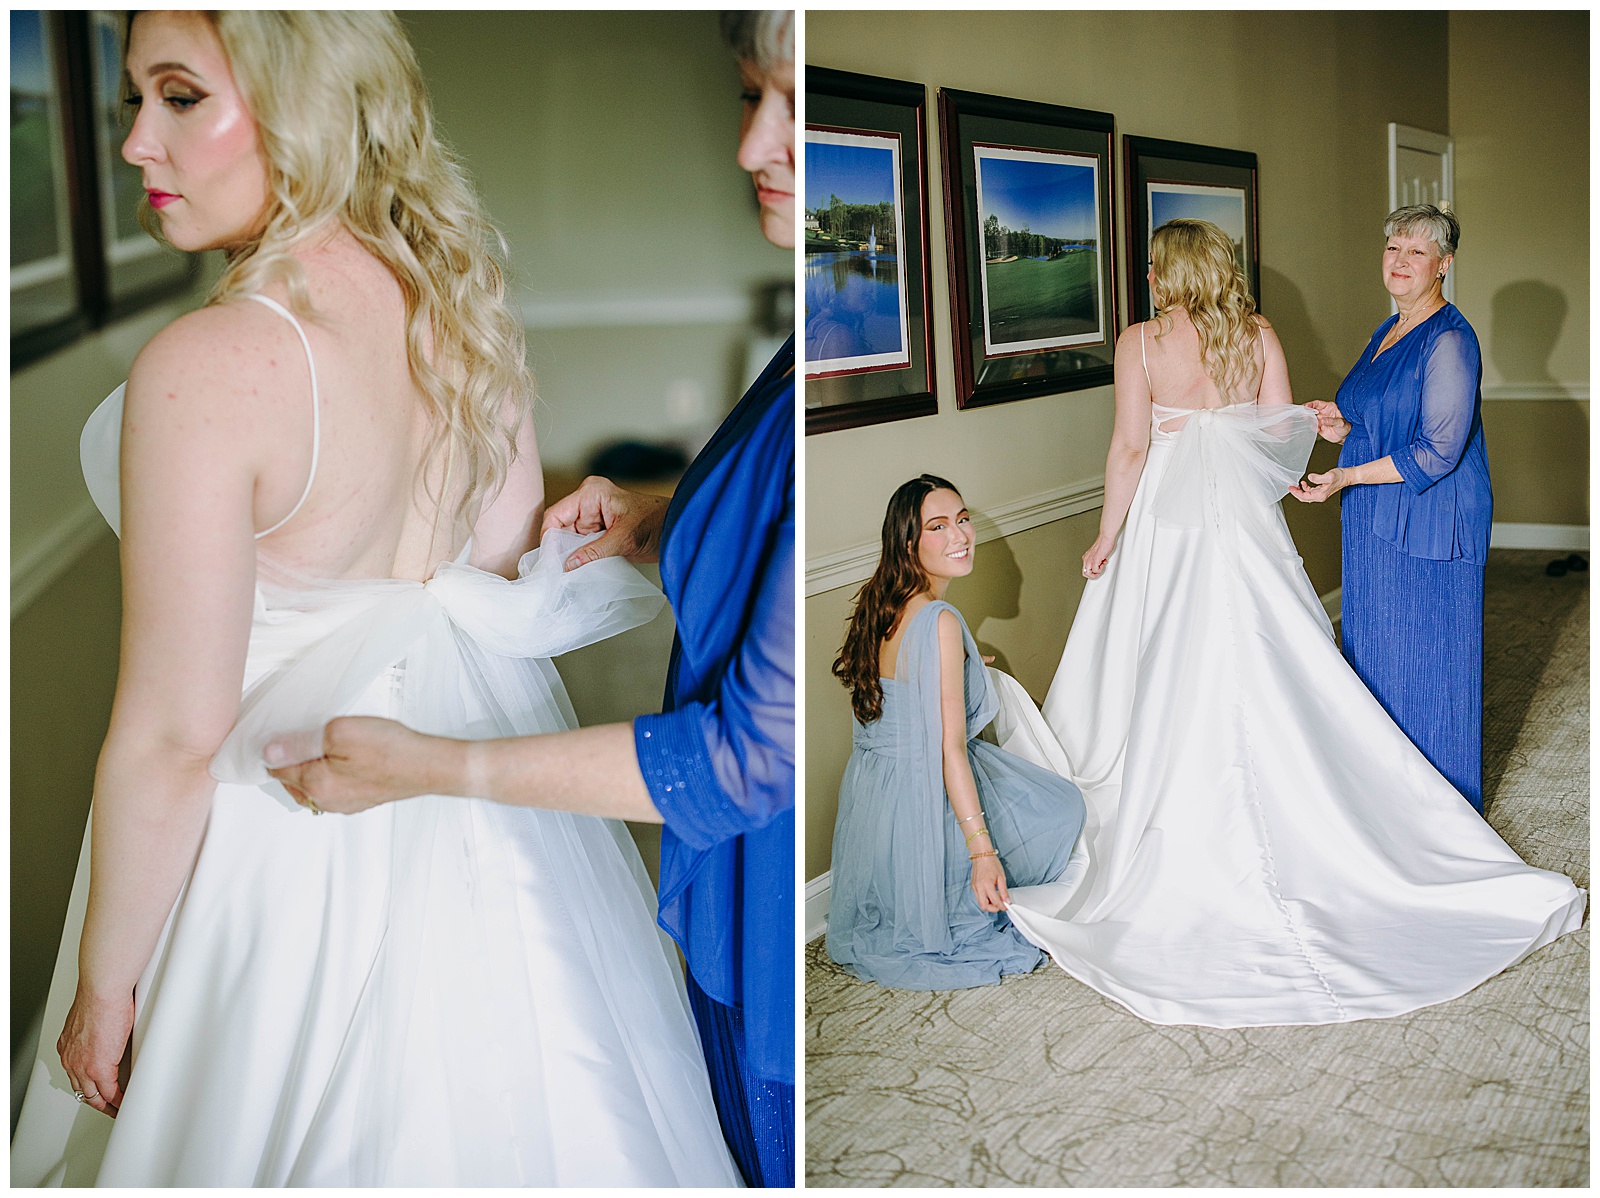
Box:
[1149, 218, 1260, 402]
[138, 11, 533, 533]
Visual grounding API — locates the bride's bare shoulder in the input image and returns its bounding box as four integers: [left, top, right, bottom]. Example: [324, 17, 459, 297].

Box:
[1115, 322, 1148, 351]
[125, 300, 304, 426]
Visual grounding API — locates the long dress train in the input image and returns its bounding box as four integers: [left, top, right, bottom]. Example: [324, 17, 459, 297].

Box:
[998, 397, 1585, 1028]
[11, 296, 742, 1186]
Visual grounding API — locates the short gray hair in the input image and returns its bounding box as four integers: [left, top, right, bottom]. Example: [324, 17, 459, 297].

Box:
[720, 10, 793, 71]
[1384, 203, 1460, 258]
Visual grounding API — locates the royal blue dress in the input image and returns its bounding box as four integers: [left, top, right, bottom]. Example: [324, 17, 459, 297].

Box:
[1335, 303, 1492, 811]
[828, 601, 1085, 989]
[632, 337, 794, 1188]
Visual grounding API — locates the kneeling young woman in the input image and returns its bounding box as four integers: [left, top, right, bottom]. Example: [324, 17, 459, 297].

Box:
[826, 475, 1086, 989]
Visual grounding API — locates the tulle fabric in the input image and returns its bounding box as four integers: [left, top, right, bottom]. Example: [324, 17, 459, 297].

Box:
[11, 388, 742, 1186]
[996, 400, 1585, 1028]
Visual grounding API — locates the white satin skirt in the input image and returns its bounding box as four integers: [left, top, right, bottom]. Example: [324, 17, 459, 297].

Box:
[12, 534, 742, 1186]
[996, 411, 1585, 1028]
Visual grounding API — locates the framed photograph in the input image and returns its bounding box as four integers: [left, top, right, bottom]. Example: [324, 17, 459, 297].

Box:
[805, 128, 911, 377]
[938, 88, 1115, 409]
[805, 67, 936, 434]
[1124, 136, 1259, 325]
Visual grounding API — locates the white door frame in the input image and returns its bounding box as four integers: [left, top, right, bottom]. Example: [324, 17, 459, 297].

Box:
[1388, 123, 1455, 305]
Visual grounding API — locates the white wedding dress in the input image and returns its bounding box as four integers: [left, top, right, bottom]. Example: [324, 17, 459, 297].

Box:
[11, 295, 743, 1187]
[992, 338, 1586, 1028]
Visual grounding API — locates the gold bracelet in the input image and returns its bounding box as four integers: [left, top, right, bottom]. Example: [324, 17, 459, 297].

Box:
[964, 826, 990, 846]
[969, 849, 998, 861]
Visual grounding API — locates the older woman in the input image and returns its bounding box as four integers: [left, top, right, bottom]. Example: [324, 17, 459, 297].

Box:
[1291, 204, 1491, 812]
[267, 10, 796, 1187]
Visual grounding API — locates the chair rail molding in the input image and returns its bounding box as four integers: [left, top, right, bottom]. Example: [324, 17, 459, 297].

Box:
[1490, 524, 1589, 551]
[12, 498, 110, 618]
[806, 476, 1107, 597]
[1481, 382, 1589, 401]
[519, 291, 753, 329]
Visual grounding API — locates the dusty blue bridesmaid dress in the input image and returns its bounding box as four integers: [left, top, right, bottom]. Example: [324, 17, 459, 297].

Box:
[827, 600, 1085, 989]
[1335, 304, 1491, 811]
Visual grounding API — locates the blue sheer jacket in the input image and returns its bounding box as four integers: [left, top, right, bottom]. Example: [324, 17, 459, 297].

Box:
[1335, 304, 1492, 563]
[633, 338, 795, 1086]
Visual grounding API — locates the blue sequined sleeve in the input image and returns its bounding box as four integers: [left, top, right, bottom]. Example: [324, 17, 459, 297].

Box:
[1395, 328, 1479, 494]
[633, 499, 795, 851]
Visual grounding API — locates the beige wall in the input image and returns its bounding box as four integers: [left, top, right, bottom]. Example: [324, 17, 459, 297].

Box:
[404, 11, 791, 469]
[806, 9, 1454, 576]
[1450, 11, 1588, 391]
[1450, 11, 1589, 524]
[10, 537, 122, 1057]
[804, 10, 1589, 884]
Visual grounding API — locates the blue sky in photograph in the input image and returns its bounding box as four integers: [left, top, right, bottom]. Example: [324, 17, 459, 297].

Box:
[12, 11, 50, 93]
[1151, 188, 1246, 241]
[806, 140, 896, 211]
[979, 154, 1097, 239]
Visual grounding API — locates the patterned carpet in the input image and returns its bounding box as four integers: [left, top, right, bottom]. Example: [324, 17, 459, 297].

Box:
[805, 549, 1589, 1187]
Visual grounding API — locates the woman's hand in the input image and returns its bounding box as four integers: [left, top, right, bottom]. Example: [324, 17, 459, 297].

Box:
[1304, 400, 1351, 444]
[540, 476, 669, 571]
[1288, 467, 1348, 503]
[265, 717, 466, 814]
[1082, 533, 1117, 580]
[58, 984, 133, 1117]
[970, 853, 1011, 913]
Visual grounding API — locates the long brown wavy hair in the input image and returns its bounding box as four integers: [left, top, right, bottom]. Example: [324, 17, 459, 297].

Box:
[833, 474, 960, 724]
[1150, 218, 1261, 402]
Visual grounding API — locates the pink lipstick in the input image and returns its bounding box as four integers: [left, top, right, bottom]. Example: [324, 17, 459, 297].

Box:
[147, 190, 180, 209]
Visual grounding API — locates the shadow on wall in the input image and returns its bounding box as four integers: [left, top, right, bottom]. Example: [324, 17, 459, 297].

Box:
[1486, 280, 1588, 525]
[1261, 265, 1347, 592]
[947, 514, 1023, 679]
[1490, 280, 1567, 387]
[1261, 265, 1343, 403]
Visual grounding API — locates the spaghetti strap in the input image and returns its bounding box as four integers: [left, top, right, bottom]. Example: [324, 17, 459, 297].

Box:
[245, 294, 321, 540]
[1140, 321, 1151, 387]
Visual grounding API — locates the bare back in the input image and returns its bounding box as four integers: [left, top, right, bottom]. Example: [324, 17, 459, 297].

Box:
[1140, 309, 1267, 411]
[879, 593, 934, 678]
[237, 231, 538, 583]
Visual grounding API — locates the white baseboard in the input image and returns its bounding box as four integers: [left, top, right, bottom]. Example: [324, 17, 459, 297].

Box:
[1490, 523, 1589, 551]
[1320, 585, 1342, 624]
[805, 872, 831, 943]
[11, 1001, 43, 1138]
[12, 498, 112, 619]
[806, 477, 1105, 596]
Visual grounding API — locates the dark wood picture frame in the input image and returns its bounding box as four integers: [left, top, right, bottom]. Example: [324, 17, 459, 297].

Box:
[12, 11, 200, 370]
[937, 87, 1115, 409]
[1123, 135, 1259, 328]
[804, 67, 937, 435]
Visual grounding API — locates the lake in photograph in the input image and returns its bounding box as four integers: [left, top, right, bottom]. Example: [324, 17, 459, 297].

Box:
[805, 249, 906, 368]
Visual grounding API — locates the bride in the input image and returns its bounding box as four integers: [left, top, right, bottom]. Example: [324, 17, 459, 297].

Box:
[997, 219, 1585, 1028]
[12, 11, 740, 1186]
